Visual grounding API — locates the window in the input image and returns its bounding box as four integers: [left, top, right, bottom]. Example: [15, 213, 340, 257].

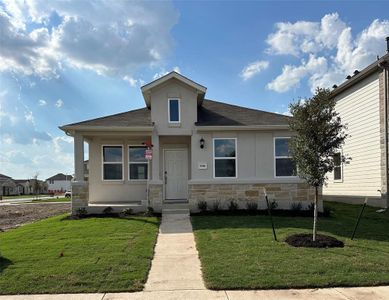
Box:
[168, 99, 180, 123]
[213, 138, 237, 178]
[129, 146, 148, 180]
[274, 138, 296, 177]
[333, 152, 342, 181]
[102, 146, 123, 180]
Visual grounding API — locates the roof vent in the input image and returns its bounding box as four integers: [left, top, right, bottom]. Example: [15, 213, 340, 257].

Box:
[353, 70, 360, 75]
[346, 75, 352, 80]
[332, 84, 338, 89]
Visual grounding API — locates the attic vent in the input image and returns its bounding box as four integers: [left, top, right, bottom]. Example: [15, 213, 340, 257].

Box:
[346, 75, 352, 80]
[353, 70, 360, 75]
[332, 84, 338, 89]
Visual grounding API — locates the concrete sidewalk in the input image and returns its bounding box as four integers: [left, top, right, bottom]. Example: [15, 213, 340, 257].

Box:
[1, 286, 389, 299]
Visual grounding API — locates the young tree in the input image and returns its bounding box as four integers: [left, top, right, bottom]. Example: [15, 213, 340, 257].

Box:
[289, 88, 349, 241]
[32, 173, 41, 199]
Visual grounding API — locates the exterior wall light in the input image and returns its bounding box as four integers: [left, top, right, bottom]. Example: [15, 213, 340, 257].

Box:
[200, 138, 205, 149]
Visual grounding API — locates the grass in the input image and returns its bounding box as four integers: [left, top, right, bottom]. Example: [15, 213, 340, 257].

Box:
[3, 194, 48, 199]
[0, 215, 160, 294]
[29, 197, 70, 203]
[192, 202, 389, 289]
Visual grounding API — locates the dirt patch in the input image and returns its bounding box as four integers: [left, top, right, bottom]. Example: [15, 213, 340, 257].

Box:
[285, 233, 344, 248]
[0, 203, 70, 231]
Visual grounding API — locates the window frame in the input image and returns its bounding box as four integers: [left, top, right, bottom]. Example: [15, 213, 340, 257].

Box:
[101, 145, 124, 181]
[168, 98, 181, 123]
[333, 151, 343, 182]
[213, 137, 238, 179]
[274, 137, 298, 178]
[128, 145, 149, 181]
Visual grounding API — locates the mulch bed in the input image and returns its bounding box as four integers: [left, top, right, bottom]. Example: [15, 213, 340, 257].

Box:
[285, 233, 344, 248]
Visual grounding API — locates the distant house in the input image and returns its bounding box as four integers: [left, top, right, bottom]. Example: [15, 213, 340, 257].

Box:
[14, 179, 32, 195]
[0, 174, 17, 196]
[46, 173, 73, 193]
[323, 47, 389, 208]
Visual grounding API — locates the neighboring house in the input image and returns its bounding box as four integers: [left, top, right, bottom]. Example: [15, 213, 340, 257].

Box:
[29, 179, 48, 194]
[46, 173, 73, 193]
[323, 49, 389, 208]
[0, 174, 17, 196]
[60, 72, 319, 214]
[14, 180, 32, 195]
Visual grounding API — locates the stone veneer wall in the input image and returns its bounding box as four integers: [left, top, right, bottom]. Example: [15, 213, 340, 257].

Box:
[149, 184, 163, 212]
[188, 182, 321, 211]
[379, 70, 389, 208]
[71, 181, 88, 215]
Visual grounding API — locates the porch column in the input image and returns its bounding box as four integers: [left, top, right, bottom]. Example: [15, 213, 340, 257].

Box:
[151, 128, 160, 181]
[74, 132, 84, 182]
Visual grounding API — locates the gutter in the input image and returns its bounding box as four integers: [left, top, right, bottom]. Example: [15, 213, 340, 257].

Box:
[58, 125, 154, 137]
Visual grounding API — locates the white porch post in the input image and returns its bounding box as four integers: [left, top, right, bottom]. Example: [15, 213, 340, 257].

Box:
[151, 128, 160, 181]
[74, 132, 84, 182]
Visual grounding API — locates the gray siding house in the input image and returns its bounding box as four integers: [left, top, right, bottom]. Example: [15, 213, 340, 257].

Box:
[323, 52, 389, 208]
[60, 72, 319, 214]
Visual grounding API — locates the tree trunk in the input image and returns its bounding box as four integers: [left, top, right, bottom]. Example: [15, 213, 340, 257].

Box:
[313, 186, 318, 241]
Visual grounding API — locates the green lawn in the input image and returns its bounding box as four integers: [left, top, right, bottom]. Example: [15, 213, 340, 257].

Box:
[29, 197, 70, 203]
[192, 202, 389, 289]
[3, 194, 48, 199]
[0, 215, 159, 294]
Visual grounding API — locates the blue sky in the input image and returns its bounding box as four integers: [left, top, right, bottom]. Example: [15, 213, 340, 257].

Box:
[1, 0, 389, 179]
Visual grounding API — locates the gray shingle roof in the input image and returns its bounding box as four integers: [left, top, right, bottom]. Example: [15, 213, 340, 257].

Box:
[196, 99, 290, 126]
[46, 173, 73, 181]
[61, 99, 289, 129]
[61, 107, 151, 128]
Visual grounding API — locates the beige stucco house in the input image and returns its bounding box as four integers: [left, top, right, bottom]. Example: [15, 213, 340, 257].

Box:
[60, 72, 319, 214]
[323, 51, 389, 208]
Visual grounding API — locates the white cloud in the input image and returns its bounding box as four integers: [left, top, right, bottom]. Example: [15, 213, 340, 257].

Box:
[240, 60, 269, 80]
[123, 75, 138, 87]
[153, 66, 181, 80]
[0, 0, 179, 78]
[55, 98, 63, 108]
[266, 14, 389, 92]
[267, 55, 327, 92]
[38, 99, 47, 106]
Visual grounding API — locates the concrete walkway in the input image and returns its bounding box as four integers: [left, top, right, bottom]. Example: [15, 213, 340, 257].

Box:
[1, 211, 389, 299]
[144, 212, 205, 291]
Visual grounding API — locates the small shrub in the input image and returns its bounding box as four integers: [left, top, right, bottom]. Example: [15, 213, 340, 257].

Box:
[270, 200, 278, 210]
[103, 206, 113, 214]
[290, 202, 303, 212]
[121, 208, 133, 216]
[246, 201, 258, 213]
[307, 202, 315, 211]
[197, 200, 208, 212]
[323, 205, 331, 217]
[212, 200, 221, 212]
[76, 207, 87, 217]
[228, 200, 238, 212]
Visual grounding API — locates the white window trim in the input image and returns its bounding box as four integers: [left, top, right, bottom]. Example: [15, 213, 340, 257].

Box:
[101, 144, 124, 181]
[213, 138, 238, 179]
[274, 137, 298, 179]
[128, 145, 149, 181]
[168, 98, 181, 123]
[333, 151, 343, 183]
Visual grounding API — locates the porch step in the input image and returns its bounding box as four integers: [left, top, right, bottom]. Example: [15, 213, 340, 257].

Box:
[162, 208, 190, 215]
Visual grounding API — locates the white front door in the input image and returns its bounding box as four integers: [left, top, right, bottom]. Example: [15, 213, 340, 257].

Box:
[164, 149, 188, 200]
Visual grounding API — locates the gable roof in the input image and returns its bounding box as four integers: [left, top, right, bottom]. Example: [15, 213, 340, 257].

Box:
[196, 99, 290, 126]
[141, 71, 207, 108]
[60, 107, 152, 132]
[331, 52, 389, 98]
[46, 173, 73, 181]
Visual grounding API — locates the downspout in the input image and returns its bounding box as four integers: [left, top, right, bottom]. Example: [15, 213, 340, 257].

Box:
[379, 57, 389, 208]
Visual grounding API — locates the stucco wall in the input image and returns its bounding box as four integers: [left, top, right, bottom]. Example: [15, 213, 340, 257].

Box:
[47, 180, 71, 192]
[323, 72, 383, 204]
[88, 137, 150, 204]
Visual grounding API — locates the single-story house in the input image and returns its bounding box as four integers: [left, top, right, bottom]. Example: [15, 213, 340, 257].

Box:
[323, 49, 389, 208]
[14, 179, 32, 195]
[0, 174, 17, 196]
[60, 72, 320, 214]
[46, 173, 73, 193]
